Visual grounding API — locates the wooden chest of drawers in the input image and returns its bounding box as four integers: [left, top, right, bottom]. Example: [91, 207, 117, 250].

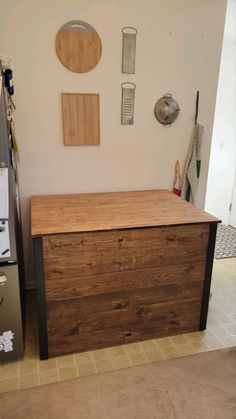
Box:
[31, 190, 219, 359]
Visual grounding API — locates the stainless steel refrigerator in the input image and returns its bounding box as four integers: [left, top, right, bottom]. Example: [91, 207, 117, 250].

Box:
[0, 64, 24, 361]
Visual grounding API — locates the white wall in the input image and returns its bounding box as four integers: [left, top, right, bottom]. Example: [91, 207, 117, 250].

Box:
[0, 0, 227, 287]
[205, 0, 236, 224]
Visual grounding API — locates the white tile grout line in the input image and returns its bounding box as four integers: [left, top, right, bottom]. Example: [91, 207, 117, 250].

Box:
[107, 346, 116, 370]
[36, 357, 40, 387]
[91, 350, 105, 374]
[126, 342, 150, 365]
[113, 343, 133, 365]
[142, 351, 150, 364]
[17, 362, 20, 390]
[55, 356, 60, 383]
[74, 354, 80, 379]
[92, 358, 99, 374]
[109, 342, 147, 367]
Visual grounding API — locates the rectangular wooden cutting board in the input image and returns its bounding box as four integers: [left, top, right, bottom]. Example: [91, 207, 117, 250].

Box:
[61, 93, 100, 145]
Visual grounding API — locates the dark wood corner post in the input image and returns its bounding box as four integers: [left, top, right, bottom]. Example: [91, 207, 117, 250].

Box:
[33, 237, 48, 360]
[200, 222, 218, 330]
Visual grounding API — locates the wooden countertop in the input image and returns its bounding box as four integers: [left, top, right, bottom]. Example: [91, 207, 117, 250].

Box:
[31, 189, 219, 237]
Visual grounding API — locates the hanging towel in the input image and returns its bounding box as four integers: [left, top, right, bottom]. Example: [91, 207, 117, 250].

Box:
[181, 122, 204, 203]
[172, 160, 182, 196]
[181, 91, 204, 203]
[0, 54, 13, 71]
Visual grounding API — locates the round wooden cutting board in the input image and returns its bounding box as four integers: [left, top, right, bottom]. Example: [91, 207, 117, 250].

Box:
[55, 20, 102, 73]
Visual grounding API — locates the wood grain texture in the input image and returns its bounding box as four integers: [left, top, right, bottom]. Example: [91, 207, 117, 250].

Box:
[43, 224, 209, 286]
[55, 25, 102, 73]
[31, 189, 219, 237]
[61, 93, 100, 146]
[47, 284, 203, 325]
[47, 298, 202, 357]
[31, 190, 219, 358]
[43, 223, 208, 356]
[45, 262, 206, 301]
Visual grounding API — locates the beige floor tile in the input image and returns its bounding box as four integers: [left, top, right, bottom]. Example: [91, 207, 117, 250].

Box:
[19, 374, 38, 390]
[161, 347, 180, 360]
[19, 360, 38, 376]
[95, 359, 113, 373]
[39, 369, 58, 385]
[202, 336, 225, 350]
[209, 301, 223, 311]
[227, 296, 236, 305]
[184, 332, 205, 343]
[0, 378, 18, 394]
[56, 355, 75, 369]
[0, 363, 19, 380]
[39, 358, 57, 372]
[228, 314, 236, 323]
[140, 339, 157, 351]
[145, 349, 164, 363]
[171, 335, 188, 346]
[125, 342, 143, 355]
[222, 304, 236, 315]
[75, 351, 93, 365]
[58, 366, 78, 382]
[201, 330, 218, 341]
[221, 335, 236, 347]
[109, 346, 127, 358]
[210, 325, 231, 338]
[225, 324, 236, 336]
[211, 298, 228, 306]
[112, 356, 132, 370]
[191, 341, 211, 353]
[214, 313, 233, 325]
[129, 353, 147, 366]
[177, 343, 196, 356]
[92, 349, 110, 362]
[206, 316, 221, 327]
[156, 337, 174, 349]
[77, 362, 96, 377]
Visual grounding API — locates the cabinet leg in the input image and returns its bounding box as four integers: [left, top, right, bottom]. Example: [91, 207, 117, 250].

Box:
[200, 223, 218, 330]
[33, 237, 48, 360]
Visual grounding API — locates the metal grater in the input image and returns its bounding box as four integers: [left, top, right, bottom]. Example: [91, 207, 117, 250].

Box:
[121, 83, 136, 125]
[122, 27, 137, 74]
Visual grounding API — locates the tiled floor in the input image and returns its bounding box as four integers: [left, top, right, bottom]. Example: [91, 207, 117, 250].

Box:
[0, 258, 235, 394]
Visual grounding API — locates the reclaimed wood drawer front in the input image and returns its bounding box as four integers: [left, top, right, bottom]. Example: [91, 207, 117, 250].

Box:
[47, 297, 202, 357]
[46, 273, 204, 356]
[42, 223, 209, 357]
[45, 261, 206, 301]
[47, 281, 204, 327]
[43, 223, 209, 282]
